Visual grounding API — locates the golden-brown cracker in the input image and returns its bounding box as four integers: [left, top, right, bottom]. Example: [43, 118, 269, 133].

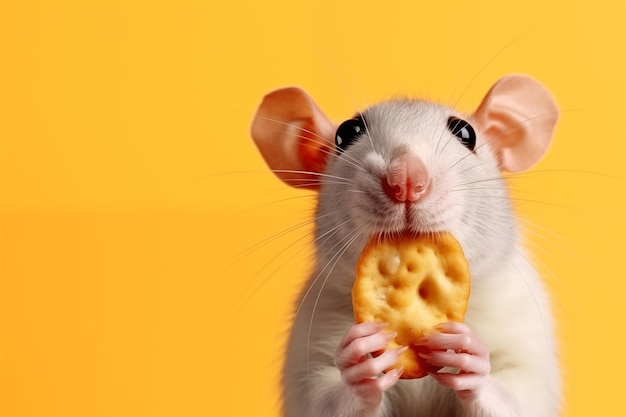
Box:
[352, 232, 470, 379]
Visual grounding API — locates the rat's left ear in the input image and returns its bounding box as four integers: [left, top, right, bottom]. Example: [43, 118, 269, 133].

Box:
[250, 87, 336, 190]
[472, 75, 559, 172]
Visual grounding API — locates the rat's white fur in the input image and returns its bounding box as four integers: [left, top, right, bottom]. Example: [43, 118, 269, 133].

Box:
[282, 100, 561, 417]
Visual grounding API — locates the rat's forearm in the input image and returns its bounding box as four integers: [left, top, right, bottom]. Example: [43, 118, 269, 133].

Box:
[457, 376, 521, 417]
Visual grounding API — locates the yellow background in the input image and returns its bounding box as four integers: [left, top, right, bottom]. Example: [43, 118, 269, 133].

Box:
[1, 1, 625, 416]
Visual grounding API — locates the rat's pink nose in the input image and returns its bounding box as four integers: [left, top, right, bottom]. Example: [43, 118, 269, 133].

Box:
[384, 152, 430, 203]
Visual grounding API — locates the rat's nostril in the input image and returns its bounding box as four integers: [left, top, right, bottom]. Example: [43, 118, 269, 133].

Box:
[407, 180, 429, 202]
[384, 178, 407, 202]
[383, 178, 404, 202]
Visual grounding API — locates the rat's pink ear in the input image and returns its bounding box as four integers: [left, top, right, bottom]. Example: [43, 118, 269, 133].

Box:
[250, 87, 336, 190]
[472, 75, 559, 172]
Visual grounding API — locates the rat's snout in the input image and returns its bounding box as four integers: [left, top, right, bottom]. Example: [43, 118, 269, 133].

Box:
[383, 151, 430, 203]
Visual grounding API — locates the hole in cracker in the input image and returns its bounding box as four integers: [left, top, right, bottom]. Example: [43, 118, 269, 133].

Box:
[418, 280, 431, 300]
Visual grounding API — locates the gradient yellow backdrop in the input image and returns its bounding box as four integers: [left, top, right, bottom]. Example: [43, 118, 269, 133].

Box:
[1, 1, 625, 416]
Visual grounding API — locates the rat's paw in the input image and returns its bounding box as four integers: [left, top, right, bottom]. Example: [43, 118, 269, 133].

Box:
[416, 322, 491, 400]
[334, 322, 404, 408]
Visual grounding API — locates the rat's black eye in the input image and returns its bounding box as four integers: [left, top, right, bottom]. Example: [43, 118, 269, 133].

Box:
[335, 116, 366, 152]
[447, 117, 476, 152]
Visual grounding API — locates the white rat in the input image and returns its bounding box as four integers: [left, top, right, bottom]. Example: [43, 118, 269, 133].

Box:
[250, 75, 561, 417]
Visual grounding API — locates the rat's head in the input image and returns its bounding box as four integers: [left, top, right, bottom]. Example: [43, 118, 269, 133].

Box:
[251, 75, 558, 275]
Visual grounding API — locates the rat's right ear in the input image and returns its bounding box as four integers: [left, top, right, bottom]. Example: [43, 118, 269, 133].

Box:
[471, 75, 559, 172]
[250, 88, 336, 190]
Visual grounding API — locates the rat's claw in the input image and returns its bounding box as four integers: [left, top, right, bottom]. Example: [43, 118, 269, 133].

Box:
[416, 322, 491, 397]
[334, 323, 403, 409]
[419, 350, 490, 376]
[351, 366, 403, 402]
[342, 346, 408, 385]
[334, 323, 394, 370]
